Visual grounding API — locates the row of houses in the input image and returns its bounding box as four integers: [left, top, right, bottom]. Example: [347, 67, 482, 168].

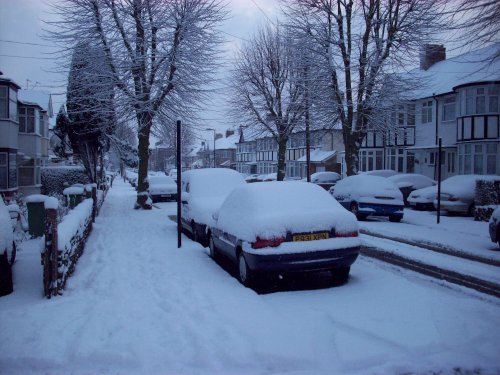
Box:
[234, 44, 500, 180]
[0, 74, 53, 197]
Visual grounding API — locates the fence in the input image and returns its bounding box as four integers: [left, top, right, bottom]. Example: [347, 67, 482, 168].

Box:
[42, 184, 108, 298]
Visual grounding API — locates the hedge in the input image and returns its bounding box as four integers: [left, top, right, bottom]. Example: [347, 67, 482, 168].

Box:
[41, 166, 90, 196]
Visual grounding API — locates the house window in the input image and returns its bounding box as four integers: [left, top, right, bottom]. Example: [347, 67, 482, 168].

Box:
[9, 88, 17, 121]
[442, 96, 455, 121]
[476, 88, 486, 114]
[0, 86, 7, 119]
[19, 107, 35, 133]
[473, 145, 483, 174]
[398, 106, 405, 126]
[421, 101, 432, 124]
[486, 143, 498, 174]
[19, 160, 35, 186]
[0, 153, 7, 189]
[489, 86, 499, 113]
[9, 152, 17, 188]
[407, 104, 415, 126]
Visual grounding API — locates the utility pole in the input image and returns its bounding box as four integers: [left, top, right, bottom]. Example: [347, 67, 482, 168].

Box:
[177, 120, 182, 248]
[206, 128, 216, 168]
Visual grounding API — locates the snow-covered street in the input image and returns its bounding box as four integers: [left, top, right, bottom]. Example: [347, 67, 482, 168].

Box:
[1, 179, 500, 375]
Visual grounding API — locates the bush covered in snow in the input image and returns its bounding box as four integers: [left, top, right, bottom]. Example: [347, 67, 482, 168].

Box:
[41, 166, 90, 196]
[475, 180, 500, 221]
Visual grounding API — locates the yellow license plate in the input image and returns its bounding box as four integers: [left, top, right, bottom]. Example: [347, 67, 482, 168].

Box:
[293, 232, 329, 242]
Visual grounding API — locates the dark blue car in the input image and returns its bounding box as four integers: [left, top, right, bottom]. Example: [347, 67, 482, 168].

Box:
[330, 175, 405, 222]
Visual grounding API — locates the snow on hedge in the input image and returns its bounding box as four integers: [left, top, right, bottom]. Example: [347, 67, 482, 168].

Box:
[25, 194, 48, 203]
[44, 197, 59, 210]
[63, 186, 85, 196]
[41, 166, 90, 195]
[58, 198, 93, 253]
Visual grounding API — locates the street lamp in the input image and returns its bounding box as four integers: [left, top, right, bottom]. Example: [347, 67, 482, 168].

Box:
[206, 128, 216, 168]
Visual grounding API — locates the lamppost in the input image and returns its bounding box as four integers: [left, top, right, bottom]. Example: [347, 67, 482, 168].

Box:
[206, 128, 216, 168]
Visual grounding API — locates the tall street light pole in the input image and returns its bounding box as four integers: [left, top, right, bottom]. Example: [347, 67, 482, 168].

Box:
[206, 128, 216, 168]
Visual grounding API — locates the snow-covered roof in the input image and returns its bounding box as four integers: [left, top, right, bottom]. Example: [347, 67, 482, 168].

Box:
[407, 44, 500, 100]
[18, 90, 54, 117]
[297, 150, 337, 163]
[215, 133, 239, 150]
[0, 76, 21, 89]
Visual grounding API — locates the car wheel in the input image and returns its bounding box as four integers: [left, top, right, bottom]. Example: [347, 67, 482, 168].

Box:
[209, 235, 218, 260]
[0, 252, 13, 297]
[237, 252, 254, 287]
[331, 266, 350, 285]
[191, 222, 199, 243]
[389, 215, 402, 223]
[350, 202, 365, 220]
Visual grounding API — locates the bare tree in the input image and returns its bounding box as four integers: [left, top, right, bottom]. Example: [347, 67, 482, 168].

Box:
[281, 0, 447, 176]
[47, 0, 227, 208]
[448, 0, 500, 63]
[230, 25, 306, 181]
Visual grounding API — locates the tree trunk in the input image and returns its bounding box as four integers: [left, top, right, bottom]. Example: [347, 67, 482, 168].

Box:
[277, 136, 287, 181]
[135, 113, 152, 209]
[343, 130, 359, 177]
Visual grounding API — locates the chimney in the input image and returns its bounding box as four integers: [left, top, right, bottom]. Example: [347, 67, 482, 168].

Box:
[226, 128, 235, 138]
[420, 44, 446, 70]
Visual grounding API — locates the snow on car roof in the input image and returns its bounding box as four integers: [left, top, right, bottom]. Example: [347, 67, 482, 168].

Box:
[216, 181, 357, 242]
[440, 175, 500, 199]
[148, 175, 175, 184]
[388, 174, 435, 189]
[362, 170, 398, 178]
[183, 168, 245, 198]
[333, 175, 403, 200]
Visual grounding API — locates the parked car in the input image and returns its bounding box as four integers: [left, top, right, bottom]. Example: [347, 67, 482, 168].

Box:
[0, 198, 15, 296]
[489, 207, 500, 249]
[330, 174, 404, 222]
[181, 168, 245, 246]
[309, 171, 341, 191]
[388, 173, 436, 205]
[148, 175, 177, 202]
[434, 175, 500, 216]
[260, 172, 277, 182]
[361, 169, 398, 178]
[208, 181, 360, 288]
[407, 185, 438, 210]
[244, 174, 261, 183]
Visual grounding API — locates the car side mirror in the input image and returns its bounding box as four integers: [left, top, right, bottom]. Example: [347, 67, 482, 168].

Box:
[212, 211, 219, 221]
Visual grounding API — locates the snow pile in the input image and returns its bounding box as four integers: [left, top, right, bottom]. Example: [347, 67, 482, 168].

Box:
[332, 175, 404, 205]
[25, 194, 48, 204]
[44, 197, 59, 210]
[63, 186, 85, 196]
[216, 181, 358, 242]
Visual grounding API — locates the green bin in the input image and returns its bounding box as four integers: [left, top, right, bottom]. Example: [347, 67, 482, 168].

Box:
[26, 194, 48, 237]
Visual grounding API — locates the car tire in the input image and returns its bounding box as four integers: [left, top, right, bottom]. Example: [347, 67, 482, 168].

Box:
[350, 202, 366, 220]
[191, 222, 199, 243]
[331, 266, 350, 285]
[209, 235, 219, 261]
[389, 215, 402, 223]
[237, 252, 254, 288]
[0, 252, 13, 297]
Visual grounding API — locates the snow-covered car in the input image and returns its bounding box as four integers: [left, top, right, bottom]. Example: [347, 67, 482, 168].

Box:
[407, 185, 438, 210]
[260, 172, 277, 182]
[489, 206, 500, 249]
[181, 168, 245, 246]
[388, 173, 436, 205]
[309, 171, 341, 191]
[208, 181, 360, 288]
[148, 175, 177, 202]
[361, 169, 398, 178]
[168, 168, 178, 182]
[0, 198, 15, 296]
[330, 174, 404, 222]
[434, 175, 500, 216]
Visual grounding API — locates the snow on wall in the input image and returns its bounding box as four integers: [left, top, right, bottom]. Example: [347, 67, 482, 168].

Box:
[58, 198, 93, 252]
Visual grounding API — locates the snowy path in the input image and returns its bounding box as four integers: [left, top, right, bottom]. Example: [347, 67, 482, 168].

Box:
[1, 179, 500, 375]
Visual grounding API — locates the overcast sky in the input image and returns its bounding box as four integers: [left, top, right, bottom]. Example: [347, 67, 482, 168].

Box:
[0, 0, 279, 143]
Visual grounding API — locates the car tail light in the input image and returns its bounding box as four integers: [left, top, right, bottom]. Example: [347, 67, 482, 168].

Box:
[251, 236, 285, 249]
[335, 231, 359, 238]
[449, 196, 459, 201]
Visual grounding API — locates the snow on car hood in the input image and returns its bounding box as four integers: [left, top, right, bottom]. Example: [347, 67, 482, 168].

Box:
[215, 181, 358, 242]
